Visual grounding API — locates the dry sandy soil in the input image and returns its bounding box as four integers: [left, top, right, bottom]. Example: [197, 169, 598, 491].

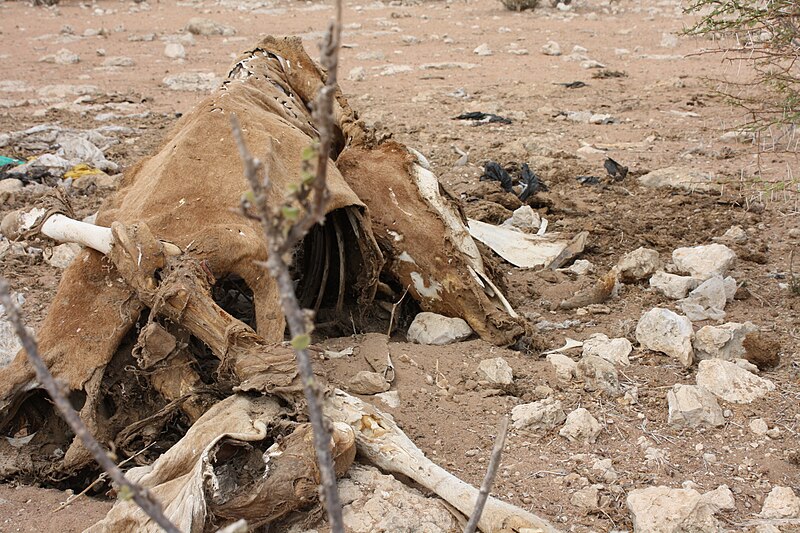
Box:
[0, 0, 799, 531]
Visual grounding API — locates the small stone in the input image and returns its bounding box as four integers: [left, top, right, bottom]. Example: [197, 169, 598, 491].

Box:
[577, 355, 621, 395]
[102, 56, 135, 68]
[348, 66, 366, 81]
[1, 319, 23, 368]
[185, 17, 236, 36]
[749, 417, 769, 436]
[560, 408, 601, 443]
[571, 485, 600, 510]
[407, 312, 473, 345]
[348, 371, 390, 395]
[546, 353, 577, 381]
[672, 244, 737, 280]
[582, 333, 632, 366]
[379, 64, 413, 76]
[40, 48, 80, 65]
[164, 42, 186, 59]
[511, 397, 566, 431]
[635, 308, 694, 366]
[45, 243, 81, 269]
[696, 359, 775, 403]
[0, 178, 23, 194]
[667, 384, 724, 427]
[760, 486, 800, 518]
[501, 205, 541, 232]
[734, 358, 759, 373]
[766, 427, 781, 439]
[627, 485, 735, 533]
[163, 72, 221, 92]
[693, 322, 758, 361]
[477, 357, 513, 385]
[591, 458, 618, 483]
[565, 259, 594, 276]
[678, 276, 728, 321]
[649, 271, 699, 299]
[714, 225, 747, 244]
[473, 43, 493, 56]
[580, 59, 606, 69]
[541, 41, 562, 56]
[660, 32, 679, 48]
[375, 391, 400, 408]
[615, 247, 662, 283]
[638, 167, 717, 193]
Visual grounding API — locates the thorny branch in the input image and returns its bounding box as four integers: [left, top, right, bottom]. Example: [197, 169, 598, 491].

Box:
[0, 278, 181, 533]
[228, 2, 345, 530]
[464, 416, 510, 533]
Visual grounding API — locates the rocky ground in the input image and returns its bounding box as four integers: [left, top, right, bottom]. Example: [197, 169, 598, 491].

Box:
[0, 0, 799, 531]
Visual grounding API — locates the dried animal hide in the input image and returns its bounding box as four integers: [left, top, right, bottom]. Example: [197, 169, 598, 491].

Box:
[0, 35, 522, 513]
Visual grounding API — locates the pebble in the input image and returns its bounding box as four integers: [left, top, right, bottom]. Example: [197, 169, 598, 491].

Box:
[541, 41, 562, 56]
[473, 43, 492, 56]
[164, 42, 186, 60]
[407, 312, 473, 345]
[476, 357, 513, 385]
[559, 408, 601, 443]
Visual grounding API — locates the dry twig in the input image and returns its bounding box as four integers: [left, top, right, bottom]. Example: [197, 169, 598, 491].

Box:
[0, 278, 180, 533]
[464, 416, 510, 533]
[227, 3, 345, 529]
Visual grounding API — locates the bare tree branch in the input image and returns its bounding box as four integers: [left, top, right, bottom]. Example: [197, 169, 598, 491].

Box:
[0, 278, 181, 533]
[464, 416, 510, 533]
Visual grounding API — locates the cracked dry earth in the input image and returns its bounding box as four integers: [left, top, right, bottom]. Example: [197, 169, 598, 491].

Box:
[1, 0, 799, 531]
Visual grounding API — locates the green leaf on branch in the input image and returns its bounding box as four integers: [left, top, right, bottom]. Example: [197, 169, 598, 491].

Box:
[291, 333, 311, 350]
[282, 206, 300, 221]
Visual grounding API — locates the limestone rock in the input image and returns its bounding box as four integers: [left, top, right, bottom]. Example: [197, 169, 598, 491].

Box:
[473, 43, 493, 56]
[511, 397, 566, 431]
[163, 72, 221, 92]
[693, 322, 758, 361]
[546, 353, 577, 381]
[577, 355, 621, 395]
[477, 357, 513, 385]
[696, 359, 775, 403]
[337, 464, 458, 532]
[627, 485, 735, 533]
[616, 247, 662, 283]
[102, 56, 135, 68]
[667, 384, 724, 427]
[185, 17, 236, 36]
[635, 308, 694, 366]
[164, 42, 186, 59]
[571, 485, 600, 510]
[407, 312, 473, 345]
[638, 167, 717, 193]
[749, 417, 768, 436]
[501, 205, 541, 232]
[650, 271, 699, 299]
[375, 391, 400, 408]
[672, 244, 736, 280]
[559, 408, 601, 443]
[347, 66, 366, 81]
[541, 41, 562, 56]
[582, 333, 632, 366]
[678, 276, 728, 321]
[715, 225, 747, 244]
[348, 371, 390, 395]
[45, 243, 81, 269]
[760, 486, 800, 518]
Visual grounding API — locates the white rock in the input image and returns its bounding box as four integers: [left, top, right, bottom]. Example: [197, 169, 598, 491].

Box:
[693, 322, 758, 361]
[407, 312, 472, 345]
[638, 167, 717, 193]
[379, 64, 413, 76]
[40, 48, 80, 65]
[635, 308, 694, 366]
[164, 42, 186, 59]
[102, 56, 135, 68]
[672, 244, 736, 280]
[591, 458, 618, 483]
[546, 353, 578, 381]
[511, 397, 566, 431]
[723, 276, 737, 302]
[577, 355, 621, 395]
[660, 32, 679, 48]
[678, 276, 728, 321]
[616, 247, 662, 283]
[348, 371, 390, 395]
[571, 485, 600, 509]
[45, 243, 81, 269]
[348, 66, 367, 81]
[749, 417, 769, 436]
[501, 205, 541, 232]
[667, 384, 724, 427]
[734, 358, 759, 373]
[163, 72, 221, 92]
[375, 391, 400, 408]
[715, 225, 747, 244]
[339, 464, 458, 532]
[627, 485, 735, 533]
[0, 178, 23, 194]
[580, 59, 606, 69]
[560, 408, 601, 443]
[185, 17, 236, 36]
[582, 333, 632, 366]
[477, 357, 513, 385]
[760, 486, 800, 518]
[565, 259, 594, 276]
[650, 271, 699, 299]
[696, 359, 775, 403]
[0, 319, 22, 368]
[541, 41, 562, 56]
[473, 43, 492, 56]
